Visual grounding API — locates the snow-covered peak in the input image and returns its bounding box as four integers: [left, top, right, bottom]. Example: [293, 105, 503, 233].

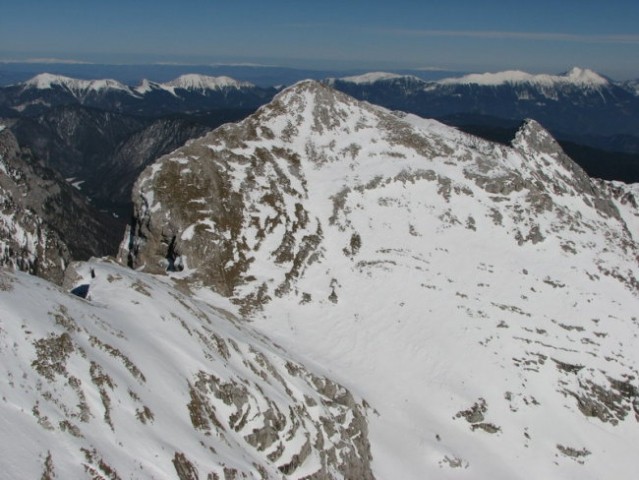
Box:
[22, 73, 131, 94]
[271, 78, 331, 102]
[439, 67, 609, 88]
[129, 79, 631, 297]
[133, 78, 161, 95]
[337, 71, 424, 85]
[162, 74, 254, 92]
[84, 78, 131, 92]
[340, 72, 403, 84]
[22, 72, 77, 89]
[563, 67, 609, 85]
[513, 118, 555, 146]
[512, 118, 569, 163]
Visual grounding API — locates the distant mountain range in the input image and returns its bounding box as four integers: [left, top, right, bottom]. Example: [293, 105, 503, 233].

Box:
[327, 68, 639, 152]
[1, 67, 638, 231]
[2, 68, 637, 150]
[0, 62, 462, 88]
[3, 67, 638, 126]
[0, 73, 267, 219]
[0, 73, 278, 116]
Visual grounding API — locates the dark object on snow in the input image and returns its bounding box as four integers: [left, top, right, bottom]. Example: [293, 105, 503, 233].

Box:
[71, 284, 90, 299]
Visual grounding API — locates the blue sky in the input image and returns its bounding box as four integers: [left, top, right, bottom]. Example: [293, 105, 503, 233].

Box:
[2, 0, 638, 78]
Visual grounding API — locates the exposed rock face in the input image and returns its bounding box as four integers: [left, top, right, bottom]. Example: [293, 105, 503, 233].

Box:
[594, 179, 639, 244]
[0, 127, 120, 283]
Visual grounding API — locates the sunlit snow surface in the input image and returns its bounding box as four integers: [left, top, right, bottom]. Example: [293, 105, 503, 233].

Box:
[164, 74, 254, 91]
[126, 81, 639, 479]
[3, 81, 639, 479]
[249, 85, 639, 479]
[0, 261, 372, 479]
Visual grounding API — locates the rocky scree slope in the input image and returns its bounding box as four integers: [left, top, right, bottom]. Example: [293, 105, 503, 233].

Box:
[124, 81, 639, 479]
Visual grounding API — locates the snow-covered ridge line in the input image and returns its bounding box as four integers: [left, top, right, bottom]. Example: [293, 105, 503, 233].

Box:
[140, 74, 255, 96]
[21, 72, 131, 93]
[19, 72, 256, 96]
[336, 71, 423, 85]
[438, 67, 609, 87]
[327, 67, 614, 89]
[163, 73, 254, 90]
[16, 68, 620, 92]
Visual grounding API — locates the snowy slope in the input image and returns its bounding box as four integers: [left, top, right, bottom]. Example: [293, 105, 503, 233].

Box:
[125, 81, 639, 479]
[0, 260, 373, 479]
